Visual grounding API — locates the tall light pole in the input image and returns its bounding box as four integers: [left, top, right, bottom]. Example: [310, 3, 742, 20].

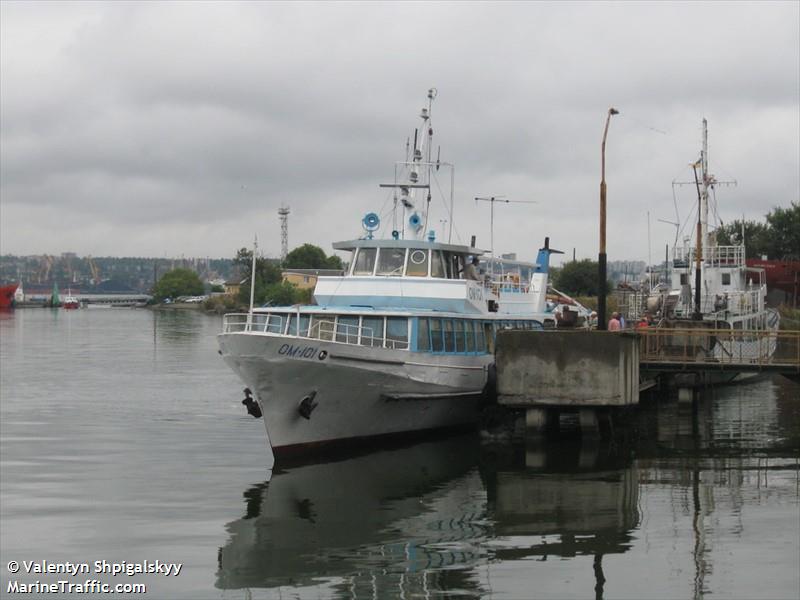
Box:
[598, 107, 619, 330]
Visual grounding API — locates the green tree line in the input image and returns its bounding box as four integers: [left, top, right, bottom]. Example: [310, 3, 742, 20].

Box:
[152, 243, 344, 307]
[715, 202, 799, 259]
[233, 243, 343, 307]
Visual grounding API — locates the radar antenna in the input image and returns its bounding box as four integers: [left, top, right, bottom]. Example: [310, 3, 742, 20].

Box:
[475, 196, 538, 277]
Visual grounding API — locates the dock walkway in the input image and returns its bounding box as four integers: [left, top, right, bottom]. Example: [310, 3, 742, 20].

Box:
[493, 328, 800, 436]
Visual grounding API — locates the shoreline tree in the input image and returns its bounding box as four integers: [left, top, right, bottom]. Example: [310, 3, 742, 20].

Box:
[283, 244, 343, 270]
[152, 268, 204, 301]
[716, 202, 799, 259]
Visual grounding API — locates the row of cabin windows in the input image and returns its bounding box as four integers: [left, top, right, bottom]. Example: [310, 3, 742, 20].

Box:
[351, 247, 466, 279]
[416, 318, 542, 355]
[250, 313, 409, 349]
[251, 312, 542, 354]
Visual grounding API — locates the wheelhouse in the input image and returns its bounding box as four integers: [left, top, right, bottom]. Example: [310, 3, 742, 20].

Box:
[335, 239, 480, 280]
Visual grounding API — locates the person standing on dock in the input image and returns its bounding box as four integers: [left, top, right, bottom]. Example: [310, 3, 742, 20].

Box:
[608, 312, 621, 331]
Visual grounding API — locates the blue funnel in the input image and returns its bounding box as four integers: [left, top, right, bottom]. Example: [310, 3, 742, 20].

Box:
[533, 237, 564, 273]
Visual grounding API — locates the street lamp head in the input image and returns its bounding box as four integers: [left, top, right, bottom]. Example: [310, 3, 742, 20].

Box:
[609, 107, 619, 115]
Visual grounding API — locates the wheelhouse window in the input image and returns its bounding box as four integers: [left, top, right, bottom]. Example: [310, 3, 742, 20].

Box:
[353, 247, 377, 275]
[443, 252, 457, 279]
[406, 249, 429, 277]
[431, 250, 447, 278]
[376, 248, 406, 276]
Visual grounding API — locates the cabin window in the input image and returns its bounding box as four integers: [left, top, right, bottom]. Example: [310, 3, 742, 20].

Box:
[406, 249, 429, 277]
[312, 315, 336, 341]
[431, 250, 447, 278]
[443, 319, 455, 352]
[680, 273, 689, 285]
[251, 314, 267, 331]
[266, 314, 284, 334]
[297, 315, 310, 337]
[417, 318, 430, 351]
[476, 323, 487, 353]
[376, 247, 406, 276]
[430, 318, 444, 352]
[386, 317, 408, 349]
[361, 316, 384, 347]
[722, 273, 731, 285]
[286, 314, 296, 335]
[465, 320, 476, 352]
[454, 319, 465, 353]
[353, 247, 377, 275]
[336, 316, 359, 344]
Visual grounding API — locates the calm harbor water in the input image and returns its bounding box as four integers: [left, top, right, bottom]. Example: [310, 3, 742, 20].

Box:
[1, 308, 798, 599]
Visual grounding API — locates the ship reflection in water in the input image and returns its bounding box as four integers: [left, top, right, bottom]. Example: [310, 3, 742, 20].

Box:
[216, 377, 799, 599]
[216, 436, 641, 598]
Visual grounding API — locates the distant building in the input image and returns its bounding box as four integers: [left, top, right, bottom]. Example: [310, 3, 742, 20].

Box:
[224, 279, 246, 297]
[282, 269, 344, 290]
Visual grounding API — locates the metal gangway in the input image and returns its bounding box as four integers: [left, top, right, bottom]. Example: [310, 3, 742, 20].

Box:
[638, 327, 800, 377]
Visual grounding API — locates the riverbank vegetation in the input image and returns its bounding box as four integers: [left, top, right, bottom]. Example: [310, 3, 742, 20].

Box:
[152, 268, 204, 302]
[716, 202, 799, 259]
[201, 244, 338, 313]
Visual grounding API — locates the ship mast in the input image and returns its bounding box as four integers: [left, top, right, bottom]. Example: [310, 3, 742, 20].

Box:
[700, 118, 710, 251]
[379, 88, 438, 241]
[674, 119, 736, 257]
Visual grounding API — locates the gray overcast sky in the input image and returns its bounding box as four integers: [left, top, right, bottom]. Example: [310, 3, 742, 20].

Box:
[1, 1, 798, 267]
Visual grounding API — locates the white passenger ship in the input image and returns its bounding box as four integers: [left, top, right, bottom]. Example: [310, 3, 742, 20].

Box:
[218, 90, 568, 455]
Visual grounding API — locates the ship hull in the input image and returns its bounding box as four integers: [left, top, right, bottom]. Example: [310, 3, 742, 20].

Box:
[0, 283, 18, 309]
[218, 332, 489, 453]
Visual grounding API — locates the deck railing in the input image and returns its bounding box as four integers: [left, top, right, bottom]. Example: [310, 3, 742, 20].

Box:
[673, 244, 745, 267]
[638, 327, 799, 370]
[222, 313, 409, 350]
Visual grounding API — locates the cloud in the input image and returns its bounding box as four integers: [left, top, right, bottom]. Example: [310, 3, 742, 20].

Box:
[1, 1, 798, 264]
